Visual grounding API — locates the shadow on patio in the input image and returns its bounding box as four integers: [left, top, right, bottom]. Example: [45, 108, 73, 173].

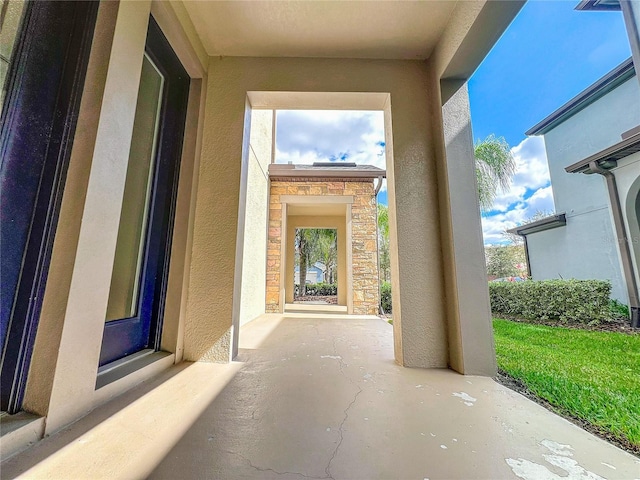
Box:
[2, 314, 637, 479]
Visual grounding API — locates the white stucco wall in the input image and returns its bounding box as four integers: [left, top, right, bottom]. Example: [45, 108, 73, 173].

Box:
[526, 212, 628, 302]
[237, 110, 271, 327]
[544, 78, 640, 214]
[531, 76, 640, 303]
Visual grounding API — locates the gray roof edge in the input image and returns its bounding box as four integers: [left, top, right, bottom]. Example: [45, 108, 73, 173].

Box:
[575, 0, 621, 11]
[565, 132, 640, 173]
[525, 58, 634, 136]
[507, 213, 567, 236]
[268, 163, 386, 179]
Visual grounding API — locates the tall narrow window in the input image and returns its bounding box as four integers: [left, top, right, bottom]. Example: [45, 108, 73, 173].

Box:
[106, 55, 164, 321]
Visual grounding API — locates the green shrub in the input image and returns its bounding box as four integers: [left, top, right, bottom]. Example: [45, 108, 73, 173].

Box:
[609, 299, 630, 320]
[489, 279, 611, 324]
[380, 281, 392, 314]
[303, 283, 337, 296]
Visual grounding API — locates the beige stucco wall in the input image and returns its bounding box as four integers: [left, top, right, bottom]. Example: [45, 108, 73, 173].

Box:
[237, 111, 272, 326]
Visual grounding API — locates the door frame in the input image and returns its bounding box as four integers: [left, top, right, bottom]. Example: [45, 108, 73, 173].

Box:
[98, 15, 190, 367]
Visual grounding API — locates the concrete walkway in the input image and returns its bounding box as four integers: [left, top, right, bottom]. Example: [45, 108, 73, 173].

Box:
[2, 314, 638, 479]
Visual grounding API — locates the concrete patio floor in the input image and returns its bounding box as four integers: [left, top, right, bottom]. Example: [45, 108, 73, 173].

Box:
[2, 314, 639, 479]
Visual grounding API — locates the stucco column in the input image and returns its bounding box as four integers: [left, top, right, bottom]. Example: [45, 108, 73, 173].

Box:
[434, 79, 496, 376]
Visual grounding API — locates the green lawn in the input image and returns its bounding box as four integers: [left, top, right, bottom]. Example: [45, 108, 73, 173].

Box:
[493, 319, 640, 450]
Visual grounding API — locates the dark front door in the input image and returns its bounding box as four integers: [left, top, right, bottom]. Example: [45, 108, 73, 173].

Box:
[99, 17, 189, 367]
[0, 1, 99, 413]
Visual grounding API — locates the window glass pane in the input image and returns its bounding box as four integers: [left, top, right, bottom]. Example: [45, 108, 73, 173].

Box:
[106, 55, 164, 321]
[0, 0, 26, 110]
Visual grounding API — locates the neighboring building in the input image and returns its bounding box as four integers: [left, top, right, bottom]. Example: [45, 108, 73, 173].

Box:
[516, 58, 640, 326]
[294, 262, 327, 285]
[267, 163, 384, 315]
[0, 0, 523, 458]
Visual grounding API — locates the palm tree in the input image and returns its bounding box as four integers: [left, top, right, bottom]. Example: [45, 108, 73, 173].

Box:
[474, 134, 516, 212]
[295, 229, 312, 296]
[315, 229, 337, 283]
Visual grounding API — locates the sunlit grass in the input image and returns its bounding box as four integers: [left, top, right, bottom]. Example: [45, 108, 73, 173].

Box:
[493, 319, 640, 449]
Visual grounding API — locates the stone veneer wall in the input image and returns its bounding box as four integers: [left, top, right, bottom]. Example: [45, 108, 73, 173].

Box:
[266, 180, 379, 315]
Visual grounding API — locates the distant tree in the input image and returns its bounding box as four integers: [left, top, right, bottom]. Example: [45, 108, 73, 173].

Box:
[485, 245, 527, 278]
[377, 204, 391, 282]
[475, 134, 516, 212]
[315, 229, 337, 283]
[295, 228, 337, 295]
[503, 210, 555, 246]
[295, 229, 312, 295]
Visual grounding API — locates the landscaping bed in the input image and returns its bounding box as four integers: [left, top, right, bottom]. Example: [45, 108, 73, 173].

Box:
[493, 318, 640, 456]
[496, 314, 638, 335]
[293, 295, 337, 305]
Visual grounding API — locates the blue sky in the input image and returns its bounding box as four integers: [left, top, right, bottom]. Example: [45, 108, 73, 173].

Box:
[274, 1, 631, 244]
[470, 0, 630, 243]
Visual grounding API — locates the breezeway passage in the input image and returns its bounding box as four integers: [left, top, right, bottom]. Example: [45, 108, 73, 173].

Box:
[4, 314, 637, 479]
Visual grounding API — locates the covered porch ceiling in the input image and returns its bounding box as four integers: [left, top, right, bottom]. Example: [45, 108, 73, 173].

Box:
[182, 1, 458, 60]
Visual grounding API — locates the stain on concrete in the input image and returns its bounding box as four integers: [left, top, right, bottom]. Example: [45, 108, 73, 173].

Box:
[452, 391, 477, 406]
[506, 440, 605, 480]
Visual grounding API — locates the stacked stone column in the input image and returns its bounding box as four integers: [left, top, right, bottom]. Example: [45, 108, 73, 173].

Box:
[265, 180, 379, 315]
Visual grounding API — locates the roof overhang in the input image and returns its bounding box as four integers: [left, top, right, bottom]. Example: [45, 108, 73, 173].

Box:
[526, 58, 635, 136]
[269, 163, 386, 182]
[565, 132, 640, 174]
[507, 214, 567, 236]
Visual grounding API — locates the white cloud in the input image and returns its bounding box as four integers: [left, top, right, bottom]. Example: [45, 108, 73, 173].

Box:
[490, 136, 552, 214]
[482, 136, 556, 245]
[275, 111, 555, 244]
[276, 110, 385, 165]
[510, 135, 552, 190]
[275, 109, 387, 191]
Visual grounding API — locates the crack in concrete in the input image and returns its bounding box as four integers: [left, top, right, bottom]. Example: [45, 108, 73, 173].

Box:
[320, 334, 365, 479]
[331, 336, 355, 383]
[227, 334, 362, 479]
[325, 387, 362, 479]
[226, 450, 329, 479]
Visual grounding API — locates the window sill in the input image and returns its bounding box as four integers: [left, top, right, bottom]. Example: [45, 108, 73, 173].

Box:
[94, 350, 175, 407]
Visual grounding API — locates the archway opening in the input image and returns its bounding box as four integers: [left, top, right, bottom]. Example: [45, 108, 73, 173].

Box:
[293, 228, 338, 305]
[232, 92, 400, 360]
